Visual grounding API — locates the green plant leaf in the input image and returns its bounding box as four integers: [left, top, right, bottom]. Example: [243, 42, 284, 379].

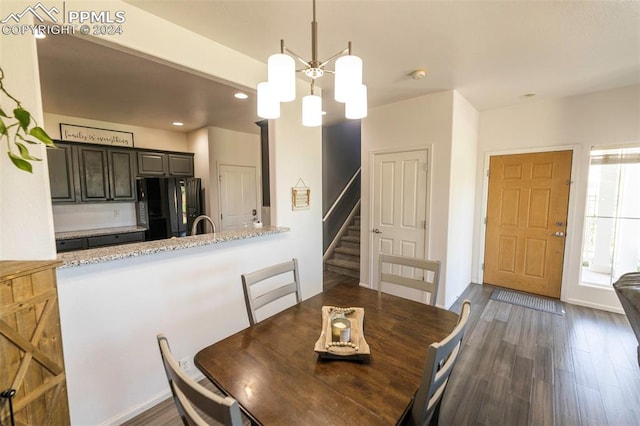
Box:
[29, 126, 55, 146]
[15, 142, 41, 161]
[8, 151, 33, 173]
[0, 118, 7, 136]
[13, 108, 30, 131]
[0, 107, 7, 118]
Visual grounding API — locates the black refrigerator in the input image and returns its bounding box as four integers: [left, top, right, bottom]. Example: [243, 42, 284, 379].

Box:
[136, 177, 202, 240]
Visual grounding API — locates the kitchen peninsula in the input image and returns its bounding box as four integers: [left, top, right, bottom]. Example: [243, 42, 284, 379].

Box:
[57, 226, 289, 268]
[54, 224, 316, 426]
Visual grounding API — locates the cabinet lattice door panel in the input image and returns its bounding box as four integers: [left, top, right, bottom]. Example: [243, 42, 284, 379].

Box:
[0, 261, 70, 425]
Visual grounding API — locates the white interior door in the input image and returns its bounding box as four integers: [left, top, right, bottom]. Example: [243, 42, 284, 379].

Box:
[218, 164, 258, 231]
[372, 149, 429, 299]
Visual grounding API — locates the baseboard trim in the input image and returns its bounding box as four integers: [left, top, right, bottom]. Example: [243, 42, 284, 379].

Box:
[100, 371, 205, 426]
[564, 297, 625, 315]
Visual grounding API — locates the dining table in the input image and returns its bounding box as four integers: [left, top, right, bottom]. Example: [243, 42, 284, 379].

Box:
[195, 284, 459, 425]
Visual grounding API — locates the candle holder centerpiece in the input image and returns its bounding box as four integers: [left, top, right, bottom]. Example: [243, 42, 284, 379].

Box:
[315, 306, 370, 361]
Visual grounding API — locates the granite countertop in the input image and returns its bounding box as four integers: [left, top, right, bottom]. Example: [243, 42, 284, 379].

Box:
[57, 226, 290, 269]
[55, 226, 148, 240]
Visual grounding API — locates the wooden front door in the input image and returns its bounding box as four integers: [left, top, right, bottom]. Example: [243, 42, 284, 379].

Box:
[484, 150, 572, 298]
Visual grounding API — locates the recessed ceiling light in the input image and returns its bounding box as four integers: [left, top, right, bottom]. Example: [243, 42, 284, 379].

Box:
[234, 92, 249, 100]
[172, 121, 184, 126]
[410, 69, 427, 80]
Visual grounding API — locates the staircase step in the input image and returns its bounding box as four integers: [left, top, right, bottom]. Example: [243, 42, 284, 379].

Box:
[334, 252, 359, 263]
[340, 241, 360, 250]
[335, 246, 359, 257]
[342, 235, 360, 244]
[325, 258, 360, 279]
[326, 258, 359, 271]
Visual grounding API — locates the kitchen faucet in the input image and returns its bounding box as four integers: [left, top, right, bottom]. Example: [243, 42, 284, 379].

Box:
[190, 215, 216, 236]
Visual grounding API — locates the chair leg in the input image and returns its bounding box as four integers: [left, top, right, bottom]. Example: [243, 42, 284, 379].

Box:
[429, 399, 442, 426]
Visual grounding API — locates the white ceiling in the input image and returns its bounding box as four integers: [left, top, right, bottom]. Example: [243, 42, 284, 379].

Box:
[38, 1, 640, 135]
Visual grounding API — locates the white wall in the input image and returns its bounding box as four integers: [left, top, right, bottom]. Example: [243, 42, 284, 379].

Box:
[0, 2, 56, 260]
[361, 91, 456, 307]
[446, 92, 479, 306]
[207, 126, 261, 230]
[187, 127, 210, 211]
[44, 113, 188, 151]
[474, 84, 640, 312]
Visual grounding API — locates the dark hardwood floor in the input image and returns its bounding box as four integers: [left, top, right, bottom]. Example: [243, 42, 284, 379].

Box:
[124, 271, 640, 425]
[443, 283, 640, 426]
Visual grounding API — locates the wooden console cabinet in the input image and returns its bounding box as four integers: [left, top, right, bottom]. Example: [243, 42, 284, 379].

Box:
[0, 260, 70, 425]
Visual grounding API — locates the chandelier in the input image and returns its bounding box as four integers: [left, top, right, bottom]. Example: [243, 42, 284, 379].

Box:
[257, 0, 367, 127]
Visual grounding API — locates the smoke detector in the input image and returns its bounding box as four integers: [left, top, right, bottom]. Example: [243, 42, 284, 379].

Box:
[410, 69, 427, 80]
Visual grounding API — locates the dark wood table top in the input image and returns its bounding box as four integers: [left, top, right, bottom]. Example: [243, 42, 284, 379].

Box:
[195, 284, 459, 425]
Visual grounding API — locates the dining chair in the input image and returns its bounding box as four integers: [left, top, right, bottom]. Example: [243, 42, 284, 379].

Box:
[157, 334, 243, 426]
[403, 300, 471, 426]
[241, 258, 302, 326]
[378, 253, 441, 306]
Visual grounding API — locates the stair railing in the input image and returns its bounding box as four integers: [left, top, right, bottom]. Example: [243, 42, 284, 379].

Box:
[322, 168, 361, 223]
[322, 167, 361, 261]
[323, 199, 360, 262]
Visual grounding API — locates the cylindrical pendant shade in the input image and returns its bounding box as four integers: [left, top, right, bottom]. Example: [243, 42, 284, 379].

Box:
[302, 95, 322, 127]
[334, 55, 362, 103]
[345, 84, 367, 119]
[268, 53, 296, 102]
[257, 82, 280, 119]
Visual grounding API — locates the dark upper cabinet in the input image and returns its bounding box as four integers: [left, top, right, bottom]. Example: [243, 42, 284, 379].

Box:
[108, 149, 136, 200]
[78, 146, 109, 201]
[138, 151, 194, 177]
[47, 143, 77, 203]
[137, 151, 168, 176]
[168, 154, 194, 176]
[77, 146, 136, 202]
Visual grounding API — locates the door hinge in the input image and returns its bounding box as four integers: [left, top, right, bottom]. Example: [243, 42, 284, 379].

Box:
[486, 169, 490, 177]
[481, 263, 485, 271]
[220, 213, 223, 220]
[484, 217, 488, 225]
[219, 175, 222, 182]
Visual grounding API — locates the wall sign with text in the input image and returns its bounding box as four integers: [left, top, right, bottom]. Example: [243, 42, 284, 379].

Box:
[60, 124, 134, 148]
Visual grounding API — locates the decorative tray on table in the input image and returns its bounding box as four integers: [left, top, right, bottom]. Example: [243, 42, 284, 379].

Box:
[314, 306, 371, 361]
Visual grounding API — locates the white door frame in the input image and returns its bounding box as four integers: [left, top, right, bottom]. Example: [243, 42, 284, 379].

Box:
[368, 145, 433, 290]
[477, 144, 580, 303]
[216, 162, 261, 231]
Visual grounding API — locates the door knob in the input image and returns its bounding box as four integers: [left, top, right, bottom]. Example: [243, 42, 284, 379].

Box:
[551, 231, 565, 237]
[372, 229, 382, 234]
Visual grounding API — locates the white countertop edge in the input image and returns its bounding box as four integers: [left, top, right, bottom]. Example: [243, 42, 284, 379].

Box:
[57, 226, 290, 269]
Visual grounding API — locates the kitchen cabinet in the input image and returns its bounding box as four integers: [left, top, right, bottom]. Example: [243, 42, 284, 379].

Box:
[168, 153, 194, 176]
[86, 231, 145, 248]
[56, 231, 145, 252]
[55, 238, 87, 252]
[47, 143, 78, 203]
[137, 151, 194, 177]
[77, 146, 136, 202]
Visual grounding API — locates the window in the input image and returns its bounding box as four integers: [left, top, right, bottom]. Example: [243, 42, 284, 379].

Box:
[581, 144, 640, 286]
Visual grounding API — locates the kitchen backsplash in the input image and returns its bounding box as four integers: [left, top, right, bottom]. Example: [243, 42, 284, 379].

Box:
[53, 203, 137, 232]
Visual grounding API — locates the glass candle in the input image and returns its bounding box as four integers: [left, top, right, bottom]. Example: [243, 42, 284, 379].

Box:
[331, 317, 351, 343]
